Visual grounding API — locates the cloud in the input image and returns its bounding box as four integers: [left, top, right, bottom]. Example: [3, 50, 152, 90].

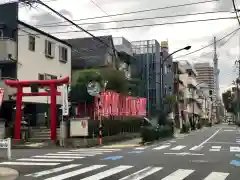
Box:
[18, 0, 240, 94]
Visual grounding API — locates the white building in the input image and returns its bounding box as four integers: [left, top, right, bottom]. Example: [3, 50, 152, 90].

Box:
[17, 21, 72, 104]
[179, 61, 202, 124]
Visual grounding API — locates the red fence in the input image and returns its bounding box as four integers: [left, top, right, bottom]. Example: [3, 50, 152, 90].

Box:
[77, 90, 146, 119]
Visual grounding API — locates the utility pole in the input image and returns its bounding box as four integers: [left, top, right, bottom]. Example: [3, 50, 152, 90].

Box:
[213, 36, 220, 123]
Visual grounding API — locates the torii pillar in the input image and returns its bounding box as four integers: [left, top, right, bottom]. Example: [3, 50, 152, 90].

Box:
[5, 76, 69, 141]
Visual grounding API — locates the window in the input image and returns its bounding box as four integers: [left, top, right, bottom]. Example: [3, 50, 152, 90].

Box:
[38, 73, 44, 80]
[59, 46, 68, 62]
[28, 35, 35, 51]
[45, 40, 55, 58]
[0, 29, 3, 37]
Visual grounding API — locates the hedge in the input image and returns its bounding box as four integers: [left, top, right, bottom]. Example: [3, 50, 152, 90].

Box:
[69, 118, 143, 138]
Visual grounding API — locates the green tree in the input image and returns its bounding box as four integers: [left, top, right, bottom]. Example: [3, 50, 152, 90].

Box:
[222, 90, 235, 114]
[71, 68, 130, 104]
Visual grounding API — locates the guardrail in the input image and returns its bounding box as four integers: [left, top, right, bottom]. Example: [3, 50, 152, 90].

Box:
[0, 138, 11, 160]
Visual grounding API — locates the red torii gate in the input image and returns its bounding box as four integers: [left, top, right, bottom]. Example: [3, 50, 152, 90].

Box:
[4, 77, 69, 141]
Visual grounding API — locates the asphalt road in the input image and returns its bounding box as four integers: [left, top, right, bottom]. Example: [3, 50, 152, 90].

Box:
[0, 124, 240, 179]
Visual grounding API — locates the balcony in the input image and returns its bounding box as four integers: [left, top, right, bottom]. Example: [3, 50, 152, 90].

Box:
[187, 76, 198, 87]
[0, 38, 17, 63]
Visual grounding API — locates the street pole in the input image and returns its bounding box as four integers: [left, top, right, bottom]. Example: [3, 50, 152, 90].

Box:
[146, 41, 150, 116]
[160, 45, 191, 114]
[192, 89, 195, 129]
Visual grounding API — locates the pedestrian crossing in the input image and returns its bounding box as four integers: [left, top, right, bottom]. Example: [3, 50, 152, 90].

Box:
[0, 148, 121, 166]
[150, 144, 240, 153]
[23, 163, 231, 179]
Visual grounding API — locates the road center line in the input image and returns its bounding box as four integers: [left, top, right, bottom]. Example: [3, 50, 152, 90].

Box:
[195, 129, 220, 148]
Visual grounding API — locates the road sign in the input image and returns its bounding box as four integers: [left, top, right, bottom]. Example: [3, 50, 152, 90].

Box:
[61, 84, 69, 116]
[87, 81, 101, 96]
[0, 138, 11, 160]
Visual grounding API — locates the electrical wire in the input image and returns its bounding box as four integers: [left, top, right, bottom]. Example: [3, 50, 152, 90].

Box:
[20, 16, 240, 35]
[174, 27, 240, 59]
[192, 27, 240, 61]
[33, 0, 114, 52]
[34, 0, 220, 26]
[34, 10, 231, 28]
[232, 0, 240, 25]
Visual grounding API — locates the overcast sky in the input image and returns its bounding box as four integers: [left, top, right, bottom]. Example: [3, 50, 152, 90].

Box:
[4, 0, 240, 94]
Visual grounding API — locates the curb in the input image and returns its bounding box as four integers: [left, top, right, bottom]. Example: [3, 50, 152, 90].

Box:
[0, 167, 19, 180]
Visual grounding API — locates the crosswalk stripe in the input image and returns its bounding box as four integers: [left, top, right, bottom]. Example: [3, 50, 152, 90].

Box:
[79, 165, 133, 180]
[119, 167, 162, 180]
[230, 146, 240, 152]
[153, 145, 170, 150]
[25, 164, 82, 177]
[17, 158, 73, 162]
[43, 165, 106, 180]
[203, 172, 229, 180]
[53, 153, 95, 156]
[0, 162, 59, 166]
[32, 155, 85, 159]
[161, 169, 194, 180]
[70, 150, 115, 153]
[56, 152, 99, 156]
[189, 146, 203, 151]
[171, 145, 186, 150]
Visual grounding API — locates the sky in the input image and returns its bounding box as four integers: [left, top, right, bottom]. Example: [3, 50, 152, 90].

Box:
[2, 0, 240, 95]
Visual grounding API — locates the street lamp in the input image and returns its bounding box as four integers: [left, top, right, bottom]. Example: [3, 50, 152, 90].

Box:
[161, 46, 191, 111]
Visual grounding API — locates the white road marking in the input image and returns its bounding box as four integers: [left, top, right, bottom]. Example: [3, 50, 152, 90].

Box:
[171, 145, 186, 150]
[17, 158, 73, 162]
[43, 165, 106, 180]
[54, 153, 96, 156]
[223, 129, 234, 132]
[25, 164, 81, 177]
[189, 146, 203, 151]
[61, 151, 102, 154]
[195, 129, 220, 149]
[169, 140, 176, 143]
[209, 149, 220, 152]
[0, 162, 59, 166]
[32, 155, 85, 159]
[70, 149, 115, 153]
[135, 147, 147, 150]
[230, 146, 240, 152]
[209, 146, 221, 152]
[153, 145, 170, 150]
[161, 169, 195, 180]
[79, 165, 133, 180]
[203, 172, 229, 180]
[119, 167, 162, 180]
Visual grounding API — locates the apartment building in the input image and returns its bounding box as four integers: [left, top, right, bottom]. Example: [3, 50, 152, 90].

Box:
[194, 62, 216, 121]
[179, 61, 202, 128]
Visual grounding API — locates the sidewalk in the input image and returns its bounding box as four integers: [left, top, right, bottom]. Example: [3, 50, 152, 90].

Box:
[0, 167, 19, 180]
[102, 138, 142, 148]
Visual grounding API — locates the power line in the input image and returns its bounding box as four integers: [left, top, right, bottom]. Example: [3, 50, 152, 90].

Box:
[174, 27, 240, 59]
[35, 10, 231, 28]
[31, 0, 114, 51]
[35, 0, 220, 26]
[192, 27, 240, 61]
[232, 0, 240, 25]
[20, 16, 239, 35]
[89, 0, 128, 33]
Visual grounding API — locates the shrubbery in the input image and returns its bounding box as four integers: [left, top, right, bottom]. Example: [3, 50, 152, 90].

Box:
[141, 125, 173, 143]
